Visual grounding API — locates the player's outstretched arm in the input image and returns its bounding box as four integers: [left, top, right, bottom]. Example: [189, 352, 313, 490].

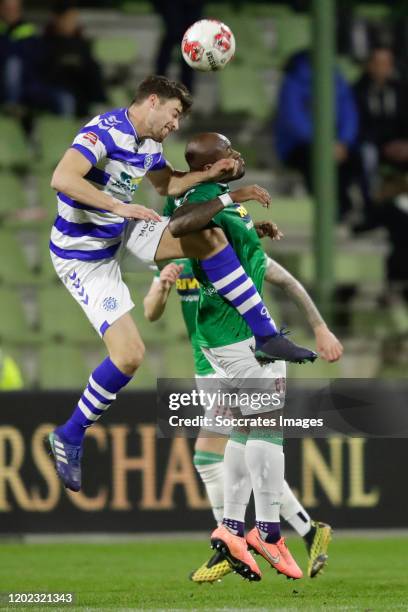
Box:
[147, 159, 240, 197]
[51, 149, 161, 222]
[169, 185, 272, 238]
[143, 263, 183, 321]
[264, 257, 343, 362]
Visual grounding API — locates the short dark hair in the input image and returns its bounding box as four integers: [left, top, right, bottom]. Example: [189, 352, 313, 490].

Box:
[132, 75, 193, 114]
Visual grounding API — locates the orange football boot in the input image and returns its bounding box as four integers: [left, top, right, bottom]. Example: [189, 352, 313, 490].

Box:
[210, 525, 261, 581]
[246, 527, 303, 579]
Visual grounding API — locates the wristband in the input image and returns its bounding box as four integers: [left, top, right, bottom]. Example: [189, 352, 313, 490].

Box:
[218, 192, 234, 207]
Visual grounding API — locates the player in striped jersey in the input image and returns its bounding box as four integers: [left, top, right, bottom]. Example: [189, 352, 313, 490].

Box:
[47, 76, 313, 494]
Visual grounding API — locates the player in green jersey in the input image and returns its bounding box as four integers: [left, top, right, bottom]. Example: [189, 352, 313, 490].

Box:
[144, 132, 342, 582]
[145, 255, 341, 581]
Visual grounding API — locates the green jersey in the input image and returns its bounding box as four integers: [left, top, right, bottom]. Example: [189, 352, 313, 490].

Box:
[158, 196, 215, 375]
[164, 182, 266, 349]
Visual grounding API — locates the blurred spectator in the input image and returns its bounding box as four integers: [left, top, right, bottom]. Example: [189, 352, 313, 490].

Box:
[0, 0, 38, 110]
[153, 0, 204, 93]
[31, 0, 106, 117]
[0, 347, 23, 390]
[354, 47, 408, 216]
[274, 50, 359, 220]
[354, 173, 408, 303]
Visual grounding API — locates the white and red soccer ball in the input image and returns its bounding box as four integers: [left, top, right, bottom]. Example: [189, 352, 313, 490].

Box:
[181, 19, 235, 72]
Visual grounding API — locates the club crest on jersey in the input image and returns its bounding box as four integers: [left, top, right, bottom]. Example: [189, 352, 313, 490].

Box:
[102, 297, 118, 311]
[144, 154, 153, 170]
[98, 115, 122, 131]
[83, 131, 98, 146]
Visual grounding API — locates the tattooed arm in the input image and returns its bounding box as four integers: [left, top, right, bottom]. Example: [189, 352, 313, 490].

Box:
[264, 256, 343, 362]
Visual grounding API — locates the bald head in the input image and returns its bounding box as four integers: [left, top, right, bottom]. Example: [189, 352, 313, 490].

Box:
[185, 132, 233, 170]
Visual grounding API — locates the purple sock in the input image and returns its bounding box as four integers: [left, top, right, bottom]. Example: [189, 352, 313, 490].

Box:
[201, 244, 277, 341]
[57, 357, 132, 445]
[223, 517, 245, 537]
[256, 520, 281, 544]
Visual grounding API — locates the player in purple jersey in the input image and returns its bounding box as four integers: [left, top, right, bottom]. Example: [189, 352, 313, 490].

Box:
[47, 76, 314, 493]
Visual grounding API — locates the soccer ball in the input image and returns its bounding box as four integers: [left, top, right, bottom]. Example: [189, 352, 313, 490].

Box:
[181, 19, 235, 72]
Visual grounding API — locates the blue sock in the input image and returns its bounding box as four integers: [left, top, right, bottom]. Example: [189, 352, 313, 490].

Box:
[57, 357, 132, 445]
[201, 244, 277, 341]
[223, 517, 245, 537]
[256, 520, 281, 544]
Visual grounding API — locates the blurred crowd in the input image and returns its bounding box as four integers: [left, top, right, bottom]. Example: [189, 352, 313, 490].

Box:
[0, 0, 106, 121]
[274, 45, 408, 303]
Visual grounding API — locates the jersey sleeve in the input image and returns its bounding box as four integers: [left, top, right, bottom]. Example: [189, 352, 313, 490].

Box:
[71, 119, 113, 166]
[183, 182, 227, 204]
[149, 152, 167, 171]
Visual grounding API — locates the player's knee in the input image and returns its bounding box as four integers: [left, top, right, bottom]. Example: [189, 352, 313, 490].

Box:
[111, 340, 145, 375]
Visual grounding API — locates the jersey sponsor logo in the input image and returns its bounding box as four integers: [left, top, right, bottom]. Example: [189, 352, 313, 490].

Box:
[111, 172, 143, 195]
[98, 115, 122, 131]
[234, 204, 254, 230]
[176, 277, 200, 293]
[102, 296, 118, 311]
[144, 154, 154, 171]
[83, 131, 98, 146]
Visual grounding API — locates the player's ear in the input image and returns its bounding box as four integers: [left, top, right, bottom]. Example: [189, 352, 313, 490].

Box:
[148, 94, 159, 108]
[203, 163, 212, 171]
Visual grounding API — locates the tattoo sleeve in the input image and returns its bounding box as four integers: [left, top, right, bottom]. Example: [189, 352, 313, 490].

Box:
[265, 257, 324, 330]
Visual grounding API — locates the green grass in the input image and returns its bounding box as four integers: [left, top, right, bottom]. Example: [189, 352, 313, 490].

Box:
[1, 537, 407, 610]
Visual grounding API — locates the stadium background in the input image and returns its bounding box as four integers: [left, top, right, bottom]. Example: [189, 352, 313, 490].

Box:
[1, 0, 407, 561]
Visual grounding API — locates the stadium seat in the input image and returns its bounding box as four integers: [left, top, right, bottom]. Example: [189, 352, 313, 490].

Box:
[0, 287, 37, 343]
[219, 65, 269, 120]
[37, 230, 57, 283]
[0, 229, 37, 284]
[271, 15, 311, 66]
[131, 302, 168, 346]
[38, 343, 89, 389]
[37, 174, 58, 222]
[0, 172, 26, 221]
[108, 85, 131, 109]
[38, 285, 99, 344]
[125, 355, 157, 390]
[93, 36, 137, 65]
[246, 196, 313, 231]
[163, 140, 188, 171]
[163, 342, 195, 378]
[0, 117, 30, 170]
[36, 116, 81, 170]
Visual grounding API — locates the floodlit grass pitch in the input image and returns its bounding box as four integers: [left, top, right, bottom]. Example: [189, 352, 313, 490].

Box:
[1, 537, 407, 610]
